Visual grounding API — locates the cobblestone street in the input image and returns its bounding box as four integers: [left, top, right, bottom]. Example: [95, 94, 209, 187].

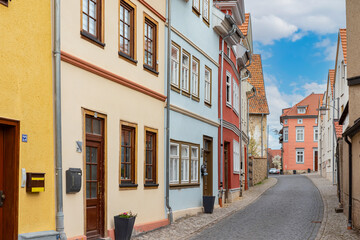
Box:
[192, 175, 323, 240]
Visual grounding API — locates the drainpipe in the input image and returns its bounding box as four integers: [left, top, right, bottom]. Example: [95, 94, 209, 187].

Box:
[165, 0, 173, 223]
[247, 89, 256, 188]
[54, 0, 66, 239]
[261, 113, 264, 158]
[332, 99, 336, 185]
[219, 24, 237, 206]
[239, 69, 251, 197]
[344, 135, 352, 229]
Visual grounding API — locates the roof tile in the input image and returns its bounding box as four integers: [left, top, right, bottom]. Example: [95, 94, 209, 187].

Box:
[339, 29, 347, 64]
[281, 93, 323, 117]
[239, 13, 250, 36]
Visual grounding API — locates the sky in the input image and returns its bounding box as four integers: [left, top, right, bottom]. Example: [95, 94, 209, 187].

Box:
[245, 0, 346, 149]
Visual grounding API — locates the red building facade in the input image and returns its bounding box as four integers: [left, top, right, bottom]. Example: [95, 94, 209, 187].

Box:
[280, 93, 323, 174]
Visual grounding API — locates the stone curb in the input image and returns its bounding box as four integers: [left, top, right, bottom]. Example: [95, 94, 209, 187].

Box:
[184, 177, 278, 240]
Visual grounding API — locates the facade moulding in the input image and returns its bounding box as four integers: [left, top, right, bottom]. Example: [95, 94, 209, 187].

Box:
[282, 115, 318, 119]
[167, 25, 220, 67]
[223, 119, 241, 137]
[170, 104, 219, 127]
[347, 75, 360, 86]
[224, 54, 240, 80]
[138, 0, 166, 22]
[60, 51, 167, 102]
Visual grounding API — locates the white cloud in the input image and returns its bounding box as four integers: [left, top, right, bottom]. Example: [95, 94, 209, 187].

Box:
[246, 0, 346, 45]
[314, 38, 337, 61]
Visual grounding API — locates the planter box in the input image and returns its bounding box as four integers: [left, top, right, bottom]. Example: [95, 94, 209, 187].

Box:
[203, 196, 215, 213]
[114, 216, 136, 240]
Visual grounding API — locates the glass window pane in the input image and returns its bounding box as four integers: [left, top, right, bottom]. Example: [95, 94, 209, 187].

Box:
[89, 18, 96, 35]
[126, 148, 131, 163]
[126, 164, 131, 180]
[170, 144, 178, 156]
[146, 151, 152, 164]
[86, 164, 90, 180]
[82, 14, 88, 31]
[86, 182, 90, 198]
[181, 145, 189, 157]
[120, 6, 123, 21]
[93, 119, 101, 135]
[89, 1, 96, 18]
[86, 118, 91, 133]
[91, 165, 97, 180]
[121, 163, 125, 179]
[86, 147, 91, 163]
[91, 148, 97, 163]
[83, 0, 89, 13]
[91, 183, 97, 198]
[147, 166, 152, 180]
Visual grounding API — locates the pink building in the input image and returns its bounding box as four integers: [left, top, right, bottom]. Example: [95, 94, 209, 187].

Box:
[280, 93, 323, 174]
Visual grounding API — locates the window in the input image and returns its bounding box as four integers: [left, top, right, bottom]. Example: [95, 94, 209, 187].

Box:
[296, 127, 304, 142]
[315, 118, 318, 124]
[233, 140, 240, 173]
[296, 149, 304, 164]
[144, 17, 157, 72]
[227, 46, 231, 58]
[193, 0, 200, 14]
[171, 43, 180, 88]
[181, 51, 190, 93]
[233, 79, 240, 114]
[203, 0, 210, 23]
[82, 0, 104, 45]
[204, 66, 212, 105]
[297, 107, 306, 114]
[145, 129, 157, 186]
[284, 119, 288, 125]
[191, 57, 200, 98]
[119, 0, 135, 60]
[120, 125, 136, 185]
[298, 119, 303, 124]
[226, 73, 232, 106]
[284, 128, 288, 142]
[170, 141, 200, 186]
[314, 127, 319, 142]
[0, 0, 8, 6]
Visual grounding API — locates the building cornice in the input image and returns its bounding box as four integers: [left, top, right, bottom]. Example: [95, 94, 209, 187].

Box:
[282, 115, 318, 119]
[170, 104, 219, 127]
[223, 119, 241, 137]
[348, 75, 360, 86]
[139, 0, 166, 22]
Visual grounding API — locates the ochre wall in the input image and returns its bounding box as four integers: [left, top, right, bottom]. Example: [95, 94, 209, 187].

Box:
[0, 0, 55, 234]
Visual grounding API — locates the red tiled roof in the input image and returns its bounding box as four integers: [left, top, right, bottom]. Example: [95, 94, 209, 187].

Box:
[334, 121, 343, 138]
[329, 69, 335, 97]
[281, 93, 323, 117]
[239, 13, 250, 36]
[268, 148, 281, 157]
[339, 29, 347, 64]
[248, 54, 269, 114]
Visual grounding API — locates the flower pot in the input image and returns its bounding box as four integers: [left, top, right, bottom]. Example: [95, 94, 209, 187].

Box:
[114, 215, 136, 240]
[203, 196, 215, 213]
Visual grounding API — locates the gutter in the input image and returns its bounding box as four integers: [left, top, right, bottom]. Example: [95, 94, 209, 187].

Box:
[219, 23, 237, 207]
[165, 0, 173, 224]
[54, 0, 66, 238]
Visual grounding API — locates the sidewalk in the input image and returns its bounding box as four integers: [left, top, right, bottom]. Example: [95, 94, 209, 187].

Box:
[305, 173, 360, 240]
[133, 177, 277, 240]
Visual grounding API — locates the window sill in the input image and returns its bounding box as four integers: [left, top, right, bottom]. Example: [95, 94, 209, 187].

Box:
[171, 85, 180, 94]
[119, 183, 138, 189]
[170, 183, 200, 189]
[118, 51, 138, 65]
[202, 18, 210, 27]
[226, 103, 232, 108]
[80, 31, 105, 48]
[191, 95, 200, 102]
[205, 101, 212, 108]
[192, 7, 201, 17]
[182, 91, 190, 98]
[144, 183, 159, 189]
[143, 64, 159, 76]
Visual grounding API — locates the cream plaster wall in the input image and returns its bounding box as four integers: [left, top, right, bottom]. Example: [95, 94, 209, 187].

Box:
[249, 114, 267, 158]
[62, 63, 165, 238]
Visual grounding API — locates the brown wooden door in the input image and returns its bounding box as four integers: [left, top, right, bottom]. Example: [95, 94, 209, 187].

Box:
[224, 142, 229, 202]
[203, 137, 213, 196]
[0, 121, 19, 240]
[85, 116, 105, 239]
[315, 151, 318, 171]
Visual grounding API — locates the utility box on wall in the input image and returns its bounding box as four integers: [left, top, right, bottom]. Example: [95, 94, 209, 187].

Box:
[66, 168, 82, 193]
[26, 173, 45, 193]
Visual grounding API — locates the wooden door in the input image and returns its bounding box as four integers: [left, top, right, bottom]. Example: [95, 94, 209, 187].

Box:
[224, 142, 229, 202]
[0, 121, 19, 240]
[315, 151, 318, 171]
[85, 116, 105, 239]
[203, 137, 213, 196]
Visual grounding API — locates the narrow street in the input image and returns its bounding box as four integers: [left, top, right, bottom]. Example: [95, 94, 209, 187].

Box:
[192, 175, 324, 240]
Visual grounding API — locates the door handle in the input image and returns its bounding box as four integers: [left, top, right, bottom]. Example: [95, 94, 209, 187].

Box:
[0, 190, 5, 207]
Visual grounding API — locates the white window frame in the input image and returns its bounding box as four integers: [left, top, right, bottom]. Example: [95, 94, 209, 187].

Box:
[191, 146, 199, 183]
[284, 127, 288, 142]
[314, 127, 319, 142]
[192, 0, 200, 12]
[226, 72, 232, 106]
[296, 149, 304, 164]
[181, 51, 190, 93]
[171, 44, 180, 88]
[227, 46, 231, 58]
[204, 66, 211, 104]
[315, 118, 318, 124]
[191, 57, 199, 98]
[203, 0, 209, 22]
[298, 119, 303, 124]
[298, 107, 306, 114]
[169, 143, 179, 184]
[233, 140, 240, 173]
[233, 79, 239, 114]
[296, 127, 304, 142]
[181, 145, 190, 182]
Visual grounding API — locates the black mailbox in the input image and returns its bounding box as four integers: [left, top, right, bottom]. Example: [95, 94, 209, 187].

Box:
[66, 168, 82, 193]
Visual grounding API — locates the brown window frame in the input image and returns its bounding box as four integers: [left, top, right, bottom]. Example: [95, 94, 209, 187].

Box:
[204, 66, 212, 107]
[143, 15, 158, 75]
[120, 123, 138, 188]
[191, 56, 200, 101]
[0, 0, 9, 7]
[81, 0, 105, 47]
[144, 128, 158, 187]
[192, 0, 201, 16]
[119, 0, 137, 63]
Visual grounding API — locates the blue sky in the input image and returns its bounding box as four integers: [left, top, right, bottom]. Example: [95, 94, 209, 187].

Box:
[245, 0, 346, 148]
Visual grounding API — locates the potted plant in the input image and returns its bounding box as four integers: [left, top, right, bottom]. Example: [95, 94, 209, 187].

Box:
[114, 211, 137, 240]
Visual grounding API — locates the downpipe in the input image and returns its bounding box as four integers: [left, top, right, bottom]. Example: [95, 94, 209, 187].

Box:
[54, 0, 66, 238]
[344, 135, 352, 229]
[165, 0, 173, 223]
[219, 24, 237, 207]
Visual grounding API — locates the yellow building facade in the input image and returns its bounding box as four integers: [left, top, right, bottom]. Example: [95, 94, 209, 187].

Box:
[0, 0, 57, 239]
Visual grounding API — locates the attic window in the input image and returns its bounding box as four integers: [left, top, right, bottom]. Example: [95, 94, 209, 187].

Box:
[297, 107, 306, 114]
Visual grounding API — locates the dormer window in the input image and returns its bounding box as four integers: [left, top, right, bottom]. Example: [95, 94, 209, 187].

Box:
[297, 107, 306, 114]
